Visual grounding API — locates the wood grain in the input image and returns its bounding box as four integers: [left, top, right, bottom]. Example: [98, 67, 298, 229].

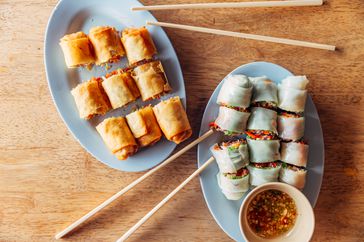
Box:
[0, 0, 363, 241]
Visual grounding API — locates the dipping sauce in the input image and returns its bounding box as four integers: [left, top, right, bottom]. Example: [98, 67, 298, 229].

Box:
[247, 189, 297, 238]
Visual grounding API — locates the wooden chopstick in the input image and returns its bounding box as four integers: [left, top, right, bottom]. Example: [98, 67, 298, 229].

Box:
[54, 129, 213, 239]
[147, 21, 336, 51]
[132, 0, 323, 11]
[116, 156, 216, 242]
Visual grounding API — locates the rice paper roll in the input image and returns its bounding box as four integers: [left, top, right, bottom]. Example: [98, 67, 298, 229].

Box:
[214, 106, 250, 135]
[59, 32, 95, 68]
[281, 141, 309, 167]
[132, 60, 171, 101]
[281, 76, 309, 90]
[96, 117, 138, 160]
[277, 113, 305, 141]
[217, 169, 250, 200]
[278, 75, 309, 113]
[248, 162, 281, 186]
[126, 106, 163, 147]
[210, 140, 249, 173]
[216, 75, 252, 109]
[121, 27, 157, 65]
[279, 164, 307, 190]
[71, 78, 111, 119]
[247, 138, 280, 163]
[89, 26, 125, 65]
[102, 71, 140, 109]
[249, 76, 278, 105]
[153, 96, 192, 144]
[247, 107, 278, 134]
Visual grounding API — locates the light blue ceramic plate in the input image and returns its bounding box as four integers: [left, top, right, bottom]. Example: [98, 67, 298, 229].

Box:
[44, 0, 186, 172]
[197, 62, 324, 241]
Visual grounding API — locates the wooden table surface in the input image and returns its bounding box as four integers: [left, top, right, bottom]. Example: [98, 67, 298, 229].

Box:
[1, 0, 363, 241]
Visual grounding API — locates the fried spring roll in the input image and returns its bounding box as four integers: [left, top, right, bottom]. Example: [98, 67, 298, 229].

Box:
[126, 106, 163, 147]
[278, 76, 309, 113]
[153, 97, 192, 144]
[279, 163, 307, 190]
[247, 107, 278, 134]
[281, 141, 309, 167]
[96, 117, 138, 160]
[277, 112, 305, 141]
[71, 78, 111, 119]
[60, 32, 95, 68]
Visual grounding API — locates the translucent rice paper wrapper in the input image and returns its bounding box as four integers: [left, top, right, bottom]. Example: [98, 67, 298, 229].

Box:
[247, 107, 278, 134]
[279, 166, 307, 190]
[277, 115, 305, 141]
[281, 76, 309, 90]
[249, 76, 278, 104]
[247, 164, 281, 187]
[217, 172, 249, 200]
[210, 143, 249, 173]
[281, 142, 309, 167]
[278, 75, 309, 113]
[214, 106, 250, 134]
[217, 74, 253, 109]
[247, 138, 280, 163]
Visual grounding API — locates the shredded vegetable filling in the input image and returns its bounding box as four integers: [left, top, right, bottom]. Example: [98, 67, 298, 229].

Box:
[247, 189, 297, 238]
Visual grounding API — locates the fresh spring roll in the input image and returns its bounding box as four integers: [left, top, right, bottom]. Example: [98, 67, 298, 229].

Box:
[217, 168, 250, 200]
[248, 162, 281, 186]
[132, 60, 171, 101]
[121, 27, 157, 65]
[210, 139, 249, 173]
[89, 26, 125, 65]
[216, 74, 252, 109]
[96, 117, 138, 160]
[213, 106, 250, 135]
[102, 70, 140, 109]
[247, 107, 278, 134]
[246, 134, 280, 163]
[249, 76, 278, 106]
[278, 75, 309, 113]
[279, 163, 307, 190]
[153, 96, 192, 144]
[281, 141, 309, 167]
[71, 78, 111, 119]
[59, 32, 95, 68]
[126, 106, 162, 147]
[278, 112, 305, 141]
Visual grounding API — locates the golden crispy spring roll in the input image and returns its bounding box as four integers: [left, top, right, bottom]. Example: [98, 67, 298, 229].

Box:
[71, 78, 111, 119]
[89, 26, 125, 65]
[132, 60, 171, 101]
[153, 97, 192, 144]
[102, 70, 140, 109]
[121, 27, 157, 65]
[126, 106, 163, 147]
[96, 117, 138, 160]
[59, 32, 95, 68]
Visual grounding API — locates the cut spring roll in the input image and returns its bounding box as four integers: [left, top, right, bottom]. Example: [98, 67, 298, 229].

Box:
[248, 162, 281, 186]
[96, 117, 138, 160]
[247, 107, 278, 134]
[249, 76, 278, 106]
[210, 139, 249, 173]
[246, 133, 280, 163]
[281, 141, 309, 167]
[102, 70, 140, 109]
[279, 163, 307, 190]
[121, 27, 157, 65]
[89, 26, 125, 65]
[278, 111, 305, 141]
[59, 32, 95, 68]
[132, 60, 171, 101]
[126, 106, 162, 147]
[153, 96, 192, 144]
[217, 168, 250, 200]
[278, 76, 309, 113]
[212, 106, 250, 135]
[216, 74, 252, 109]
[71, 78, 111, 119]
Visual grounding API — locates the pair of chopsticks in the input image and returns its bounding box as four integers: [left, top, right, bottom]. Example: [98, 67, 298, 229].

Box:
[133, 0, 336, 51]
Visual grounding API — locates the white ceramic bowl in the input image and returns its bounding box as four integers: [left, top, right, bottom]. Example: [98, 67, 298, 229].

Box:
[239, 182, 315, 242]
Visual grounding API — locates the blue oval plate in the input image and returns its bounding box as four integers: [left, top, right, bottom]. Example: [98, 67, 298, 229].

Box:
[44, 0, 186, 172]
[197, 62, 324, 241]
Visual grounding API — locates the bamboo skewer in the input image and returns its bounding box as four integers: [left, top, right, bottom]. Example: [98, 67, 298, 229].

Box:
[116, 156, 216, 242]
[147, 21, 336, 51]
[54, 129, 214, 240]
[132, 0, 323, 11]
